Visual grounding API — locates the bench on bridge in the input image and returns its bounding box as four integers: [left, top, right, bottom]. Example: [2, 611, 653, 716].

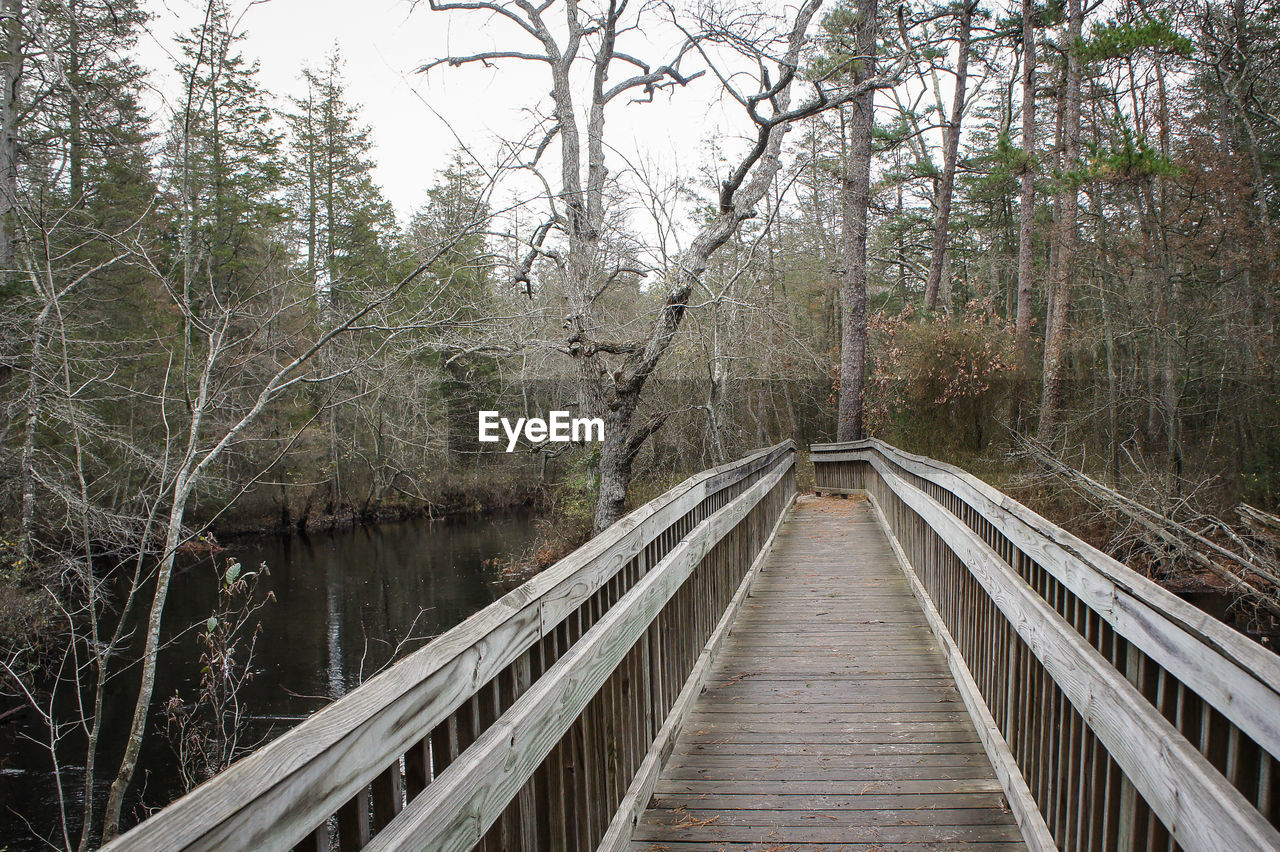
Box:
[101, 438, 1280, 851]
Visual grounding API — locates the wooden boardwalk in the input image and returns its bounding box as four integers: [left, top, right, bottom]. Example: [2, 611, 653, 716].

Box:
[630, 495, 1026, 851]
[105, 442, 1280, 851]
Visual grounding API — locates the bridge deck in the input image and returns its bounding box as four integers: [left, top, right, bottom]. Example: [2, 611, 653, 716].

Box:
[630, 495, 1026, 851]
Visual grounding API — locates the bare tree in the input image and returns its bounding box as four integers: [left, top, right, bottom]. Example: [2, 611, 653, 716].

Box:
[97, 232, 475, 840]
[422, 0, 907, 530]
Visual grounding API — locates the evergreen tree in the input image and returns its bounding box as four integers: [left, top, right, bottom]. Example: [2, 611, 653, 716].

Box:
[405, 151, 490, 308]
[167, 0, 285, 301]
[286, 48, 395, 311]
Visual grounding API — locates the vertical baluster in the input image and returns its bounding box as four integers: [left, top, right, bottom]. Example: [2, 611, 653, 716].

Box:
[292, 821, 331, 852]
[1035, 661, 1052, 814]
[606, 575, 624, 816]
[1084, 730, 1106, 852]
[404, 737, 429, 801]
[1225, 725, 1242, 788]
[572, 611, 592, 852]
[1066, 708, 1083, 852]
[510, 652, 537, 851]
[370, 761, 403, 834]
[542, 632, 565, 852]
[1102, 754, 1123, 852]
[429, 716, 454, 780]
[586, 597, 606, 845]
[337, 787, 370, 851]
[1005, 629, 1021, 758]
[1117, 643, 1143, 852]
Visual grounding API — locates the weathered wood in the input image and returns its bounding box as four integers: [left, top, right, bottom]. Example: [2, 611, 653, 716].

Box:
[814, 441, 1280, 852]
[598, 486, 795, 851]
[867, 495, 1057, 852]
[361, 460, 793, 851]
[102, 442, 795, 852]
[878, 451, 1280, 850]
[814, 440, 1280, 761]
[628, 498, 1024, 850]
[336, 787, 370, 851]
[106, 436, 1277, 852]
[370, 762, 403, 832]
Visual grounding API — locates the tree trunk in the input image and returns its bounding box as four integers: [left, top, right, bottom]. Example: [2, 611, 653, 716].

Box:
[1037, 0, 1083, 440]
[1013, 0, 1037, 425]
[68, 0, 83, 205]
[1091, 186, 1121, 480]
[924, 0, 974, 312]
[19, 303, 44, 561]
[0, 0, 21, 287]
[588, 0, 831, 530]
[836, 0, 878, 443]
[101, 478, 193, 840]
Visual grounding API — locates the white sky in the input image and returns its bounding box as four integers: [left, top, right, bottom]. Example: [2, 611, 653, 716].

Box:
[138, 0, 752, 221]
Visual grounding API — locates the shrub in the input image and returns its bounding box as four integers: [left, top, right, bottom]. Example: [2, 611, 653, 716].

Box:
[867, 301, 1015, 452]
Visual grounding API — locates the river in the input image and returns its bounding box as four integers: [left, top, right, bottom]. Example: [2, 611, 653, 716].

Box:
[0, 511, 537, 850]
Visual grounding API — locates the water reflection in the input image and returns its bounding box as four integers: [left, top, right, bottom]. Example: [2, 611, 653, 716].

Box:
[0, 511, 536, 850]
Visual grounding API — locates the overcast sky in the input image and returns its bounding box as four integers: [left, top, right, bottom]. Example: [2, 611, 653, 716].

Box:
[138, 0, 751, 222]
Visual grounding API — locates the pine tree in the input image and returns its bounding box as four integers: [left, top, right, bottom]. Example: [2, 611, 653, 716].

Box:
[406, 151, 490, 310]
[286, 48, 395, 312]
[167, 0, 285, 302]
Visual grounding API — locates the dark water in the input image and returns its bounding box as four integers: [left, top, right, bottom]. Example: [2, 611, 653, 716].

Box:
[1176, 590, 1280, 652]
[0, 511, 536, 850]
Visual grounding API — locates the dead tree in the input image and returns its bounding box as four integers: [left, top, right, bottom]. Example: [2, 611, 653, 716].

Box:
[421, 0, 909, 530]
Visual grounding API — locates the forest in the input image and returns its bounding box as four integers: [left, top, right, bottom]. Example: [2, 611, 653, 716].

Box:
[0, 0, 1278, 848]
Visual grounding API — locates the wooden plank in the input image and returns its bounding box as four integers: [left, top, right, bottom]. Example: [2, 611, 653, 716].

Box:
[630, 844, 1026, 852]
[361, 460, 793, 851]
[653, 778, 1007, 795]
[598, 490, 795, 851]
[370, 763, 403, 832]
[674, 742, 989, 756]
[865, 454, 1280, 851]
[631, 818, 1025, 843]
[639, 806, 1026, 827]
[337, 788, 370, 851]
[102, 444, 794, 852]
[866, 493, 1056, 852]
[627, 498, 1024, 850]
[814, 441, 1280, 762]
[647, 791, 1012, 810]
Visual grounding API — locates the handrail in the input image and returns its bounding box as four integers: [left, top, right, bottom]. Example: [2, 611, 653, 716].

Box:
[813, 439, 1280, 852]
[104, 441, 797, 852]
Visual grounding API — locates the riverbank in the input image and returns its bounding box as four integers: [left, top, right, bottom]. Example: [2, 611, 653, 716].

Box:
[0, 509, 542, 852]
[190, 467, 549, 540]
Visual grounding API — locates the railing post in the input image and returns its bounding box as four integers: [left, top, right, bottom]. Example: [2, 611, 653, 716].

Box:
[810, 439, 1280, 852]
[337, 788, 370, 851]
[100, 444, 798, 852]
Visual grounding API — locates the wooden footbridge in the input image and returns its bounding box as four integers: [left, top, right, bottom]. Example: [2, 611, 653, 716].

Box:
[103, 441, 1280, 852]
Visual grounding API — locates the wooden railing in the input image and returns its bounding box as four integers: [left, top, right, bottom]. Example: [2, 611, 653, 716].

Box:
[813, 439, 1280, 852]
[103, 441, 796, 852]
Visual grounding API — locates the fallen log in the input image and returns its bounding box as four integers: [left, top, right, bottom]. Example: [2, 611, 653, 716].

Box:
[1014, 434, 1280, 619]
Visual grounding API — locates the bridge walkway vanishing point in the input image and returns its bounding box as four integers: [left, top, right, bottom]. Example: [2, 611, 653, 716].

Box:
[630, 495, 1025, 850]
[102, 440, 1280, 852]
